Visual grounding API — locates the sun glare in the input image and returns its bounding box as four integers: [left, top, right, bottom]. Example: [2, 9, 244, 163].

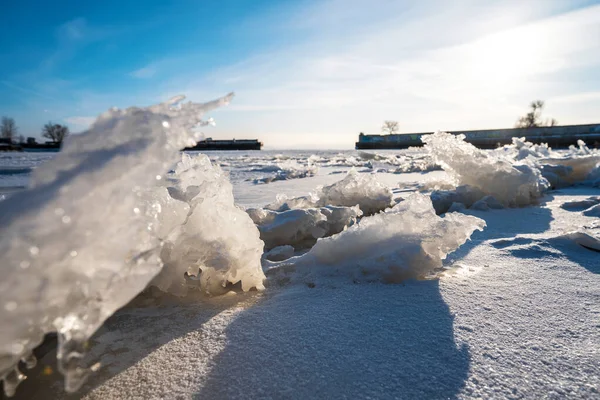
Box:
[465, 24, 551, 91]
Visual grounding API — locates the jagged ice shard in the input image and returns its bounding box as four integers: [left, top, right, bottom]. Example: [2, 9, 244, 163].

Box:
[0, 93, 244, 396]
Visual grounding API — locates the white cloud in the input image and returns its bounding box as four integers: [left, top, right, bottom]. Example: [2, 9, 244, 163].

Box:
[130, 65, 157, 79]
[551, 91, 600, 104]
[171, 1, 600, 148]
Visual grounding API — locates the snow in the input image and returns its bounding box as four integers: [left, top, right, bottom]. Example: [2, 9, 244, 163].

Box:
[13, 187, 600, 399]
[2, 125, 600, 399]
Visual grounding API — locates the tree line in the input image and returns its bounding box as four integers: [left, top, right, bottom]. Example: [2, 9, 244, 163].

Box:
[1, 117, 70, 144]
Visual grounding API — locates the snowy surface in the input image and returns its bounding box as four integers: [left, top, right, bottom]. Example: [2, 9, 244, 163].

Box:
[2, 136, 600, 399]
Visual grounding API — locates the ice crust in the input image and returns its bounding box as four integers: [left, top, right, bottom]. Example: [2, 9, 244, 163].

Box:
[266, 169, 393, 216]
[150, 154, 266, 296]
[267, 193, 485, 283]
[422, 132, 549, 209]
[0, 94, 241, 396]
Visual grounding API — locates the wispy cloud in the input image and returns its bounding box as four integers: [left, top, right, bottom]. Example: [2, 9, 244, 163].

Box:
[130, 65, 157, 79]
[163, 1, 600, 147]
[57, 17, 88, 41]
[1, 80, 57, 101]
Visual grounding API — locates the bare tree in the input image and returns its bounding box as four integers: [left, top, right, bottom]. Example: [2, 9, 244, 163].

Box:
[42, 122, 70, 143]
[1, 117, 18, 141]
[382, 120, 399, 135]
[515, 100, 557, 128]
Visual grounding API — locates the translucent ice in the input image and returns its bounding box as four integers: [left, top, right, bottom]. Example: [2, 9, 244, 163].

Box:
[248, 204, 362, 250]
[266, 193, 485, 283]
[0, 94, 234, 395]
[151, 153, 266, 296]
[422, 132, 549, 207]
[267, 169, 393, 216]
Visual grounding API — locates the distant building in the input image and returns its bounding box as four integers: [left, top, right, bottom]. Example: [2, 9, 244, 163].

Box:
[356, 123, 600, 150]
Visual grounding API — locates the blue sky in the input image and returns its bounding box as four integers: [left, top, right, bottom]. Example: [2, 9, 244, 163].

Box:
[1, 0, 600, 148]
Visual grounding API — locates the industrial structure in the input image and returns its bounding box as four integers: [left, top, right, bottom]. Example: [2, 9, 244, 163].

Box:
[184, 138, 262, 151]
[355, 123, 600, 150]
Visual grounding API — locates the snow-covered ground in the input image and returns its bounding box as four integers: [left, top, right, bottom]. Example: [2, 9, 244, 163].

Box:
[1, 99, 599, 399]
[7, 183, 600, 400]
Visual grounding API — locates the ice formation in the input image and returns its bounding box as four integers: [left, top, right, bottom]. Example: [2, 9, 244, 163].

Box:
[150, 153, 266, 296]
[248, 204, 362, 250]
[495, 137, 552, 161]
[357, 151, 440, 173]
[264, 245, 295, 262]
[252, 160, 318, 184]
[496, 137, 600, 186]
[538, 154, 600, 184]
[422, 132, 549, 208]
[0, 94, 237, 396]
[266, 193, 485, 283]
[266, 169, 393, 216]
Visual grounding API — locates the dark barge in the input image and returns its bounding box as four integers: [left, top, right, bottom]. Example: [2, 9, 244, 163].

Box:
[184, 138, 262, 151]
[355, 123, 600, 150]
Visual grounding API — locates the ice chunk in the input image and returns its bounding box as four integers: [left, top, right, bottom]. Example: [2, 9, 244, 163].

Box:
[0, 93, 234, 395]
[447, 202, 466, 213]
[150, 154, 266, 296]
[266, 169, 393, 216]
[315, 169, 393, 215]
[264, 245, 295, 262]
[250, 208, 328, 250]
[253, 160, 318, 184]
[470, 196, 505, 211]
[249, 204, 362, 250]
[539, 155, 600, 184]
[422, 132, 549, 207]
[496, 137, 552, 160]
[266, 193, 485, 283]
[539, 164, 573, 189]
[430, 185, 487, 215]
